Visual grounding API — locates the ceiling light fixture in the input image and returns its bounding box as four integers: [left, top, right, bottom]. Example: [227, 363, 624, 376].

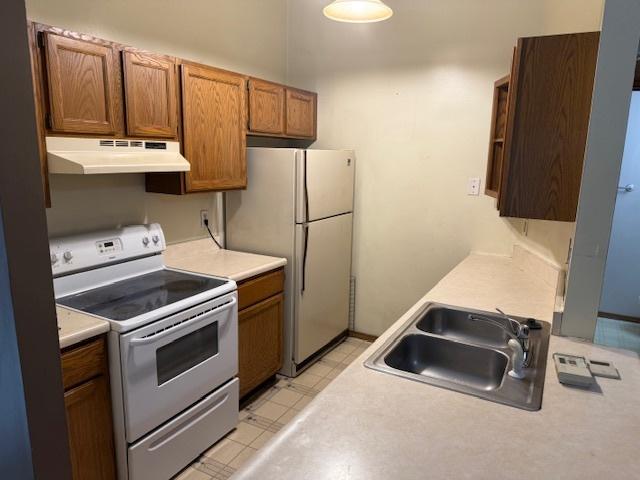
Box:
[323, 0, 393, 23]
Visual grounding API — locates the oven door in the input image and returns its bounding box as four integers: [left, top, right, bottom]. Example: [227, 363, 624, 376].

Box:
[120, 291, 238, 442]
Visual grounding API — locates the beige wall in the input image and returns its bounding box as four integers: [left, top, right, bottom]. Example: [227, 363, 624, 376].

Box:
[286, 0, 603, 335]
[27, 0, 288, 243]
[29, 0, 604, 335]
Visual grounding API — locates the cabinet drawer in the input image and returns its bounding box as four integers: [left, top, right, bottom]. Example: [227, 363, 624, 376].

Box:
[61, 337, 107, 390]
[237, 268, 284, 311]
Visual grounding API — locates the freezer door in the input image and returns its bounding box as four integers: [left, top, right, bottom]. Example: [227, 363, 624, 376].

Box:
[294, 213, 353, 364]
[296, 150, 355, 223]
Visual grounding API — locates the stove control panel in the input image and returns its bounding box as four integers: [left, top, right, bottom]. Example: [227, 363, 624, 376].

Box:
[97, 238, 123, 255]
[49, 223, 165, 277]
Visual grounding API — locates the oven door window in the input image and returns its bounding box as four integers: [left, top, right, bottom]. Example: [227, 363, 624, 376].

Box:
[156, 323, 219, 385]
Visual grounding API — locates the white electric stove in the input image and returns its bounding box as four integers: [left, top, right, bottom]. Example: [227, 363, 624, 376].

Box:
[51, 224, 239, 480]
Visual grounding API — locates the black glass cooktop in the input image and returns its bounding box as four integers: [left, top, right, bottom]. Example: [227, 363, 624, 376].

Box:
[57, 269, 227, 321]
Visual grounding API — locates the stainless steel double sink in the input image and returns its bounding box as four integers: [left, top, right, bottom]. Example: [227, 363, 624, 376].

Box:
[364, 303, 550, 410]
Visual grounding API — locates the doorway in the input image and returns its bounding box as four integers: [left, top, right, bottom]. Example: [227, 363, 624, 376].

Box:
[596, 86, 640, 353]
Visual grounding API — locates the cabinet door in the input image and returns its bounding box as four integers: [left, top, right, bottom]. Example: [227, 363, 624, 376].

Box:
[44, 33, 122, 135]
[123, 51, 178, 138]
[285, 88, 317, 138]
[499, 32, 599, 221]
[181, 64, 247, 191]
[64, 376, 116, 480]
[238, 293, 284, 397]
[248, 79, 285, 135]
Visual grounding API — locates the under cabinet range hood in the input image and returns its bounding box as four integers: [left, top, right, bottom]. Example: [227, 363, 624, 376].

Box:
[46, 137, 190, 174]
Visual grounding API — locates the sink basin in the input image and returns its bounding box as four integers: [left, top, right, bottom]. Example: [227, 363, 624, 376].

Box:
[364, 303, 550, 410]
[385, 334, 508, 391]
[416, 305, 511, 348]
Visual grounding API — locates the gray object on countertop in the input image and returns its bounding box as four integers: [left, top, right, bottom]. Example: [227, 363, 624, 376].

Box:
[588, 359, 621, 379]
[553, 353, 595, 387]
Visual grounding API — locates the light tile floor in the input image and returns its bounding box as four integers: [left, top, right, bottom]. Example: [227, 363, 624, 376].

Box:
[594, 317, 640, 353]
[173, 337, 372, 480]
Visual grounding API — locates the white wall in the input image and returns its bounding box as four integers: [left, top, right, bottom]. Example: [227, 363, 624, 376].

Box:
[26, 0, 288, 243]
[286, 0, 603, 335]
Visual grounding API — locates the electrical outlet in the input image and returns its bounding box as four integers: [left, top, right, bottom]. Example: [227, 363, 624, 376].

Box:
[467, 177, 481, 195]
[200, 210, 209, 229]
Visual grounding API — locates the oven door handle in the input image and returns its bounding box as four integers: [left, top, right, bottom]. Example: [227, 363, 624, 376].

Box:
[128, 297, 237, 347]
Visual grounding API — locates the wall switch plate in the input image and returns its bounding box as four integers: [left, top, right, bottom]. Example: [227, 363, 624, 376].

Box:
[467, 177, 481, 195]
[200, 209, 209, 229]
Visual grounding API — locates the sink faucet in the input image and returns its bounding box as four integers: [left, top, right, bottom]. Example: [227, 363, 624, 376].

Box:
[469, 309, 531, 379]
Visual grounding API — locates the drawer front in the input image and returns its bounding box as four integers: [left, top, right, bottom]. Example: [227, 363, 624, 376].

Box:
[61, 336, 107, 390]
[128, 378, 239, 480]
[237, 268, 284, 311]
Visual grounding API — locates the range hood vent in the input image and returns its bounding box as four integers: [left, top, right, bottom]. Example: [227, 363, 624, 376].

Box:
[46, 137, 190, 174]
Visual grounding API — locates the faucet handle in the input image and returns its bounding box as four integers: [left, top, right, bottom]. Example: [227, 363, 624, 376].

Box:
[495, 307, 520, 335]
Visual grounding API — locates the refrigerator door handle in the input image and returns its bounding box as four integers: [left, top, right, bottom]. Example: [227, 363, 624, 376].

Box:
[303, 151, 309, 223]
[301, 224, 309, 294]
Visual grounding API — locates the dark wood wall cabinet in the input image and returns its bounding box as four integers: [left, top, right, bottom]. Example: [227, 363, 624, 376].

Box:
[27, 22, 318, 200]
[236, 268, 285, 398]
[61, 336, 117, 480]
[485, 32, 600, 221]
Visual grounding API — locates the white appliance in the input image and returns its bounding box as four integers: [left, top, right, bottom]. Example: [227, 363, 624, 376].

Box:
[226, 148, 355, 376]
[46, 136, 190, 174]
[51, 224, 238, 480]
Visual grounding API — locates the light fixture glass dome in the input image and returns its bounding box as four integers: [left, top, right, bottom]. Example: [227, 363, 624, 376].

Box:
[323, 0, 393, 23]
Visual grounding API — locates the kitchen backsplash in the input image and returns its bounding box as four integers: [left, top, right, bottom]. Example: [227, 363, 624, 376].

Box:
[45, 174, 222, 244]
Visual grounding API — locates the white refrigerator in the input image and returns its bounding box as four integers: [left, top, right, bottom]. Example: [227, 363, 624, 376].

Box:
[226, 148, 355, 377]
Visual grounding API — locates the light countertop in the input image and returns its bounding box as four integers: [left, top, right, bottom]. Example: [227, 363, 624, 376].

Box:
[57, 306, 110, 349]
[164, 239, 287, 282]
[57, 239, 286, 348]
[234, 252, 640, 480]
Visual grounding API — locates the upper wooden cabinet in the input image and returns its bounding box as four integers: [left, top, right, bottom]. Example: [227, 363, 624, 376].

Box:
[248, 81, 318, 140]
[285, 88, 317, 138]
[248, 78, 285, 135]
[43, 33, 123, 135]
[486, 32, 599, 221]
[122, 51, 178, 138]
[181, 63, 248, 191]
[29, 22, 319, 197]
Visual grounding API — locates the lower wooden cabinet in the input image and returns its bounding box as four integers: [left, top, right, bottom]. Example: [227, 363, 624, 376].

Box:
[237, 268, 285, 398]
[238, 293, 284, 397]
[61, 336, 116, 480]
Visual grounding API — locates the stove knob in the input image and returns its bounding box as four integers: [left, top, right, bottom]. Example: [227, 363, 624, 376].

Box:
[152, 235, 160, 244]
[63, 251, 73, 262]
[50, 253, 58, 264]
[142, 237, 150, 246]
